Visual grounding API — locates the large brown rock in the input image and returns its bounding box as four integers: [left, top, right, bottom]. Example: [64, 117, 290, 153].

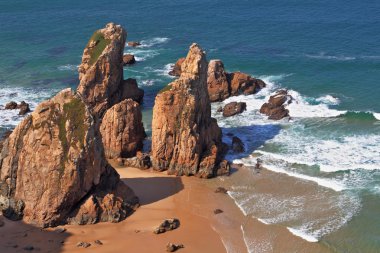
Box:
[0, 89, 138, 227]
[207, 60, 230, 102]
[227, 72, 266, 96]
[222, 102, 247, 117]
[100, 99, 146, 159]
[151, 44, 229, 178]
[116, 78, 144, 104]
[260, 90, 290, 120]
[123, 54, 136, 65]
[77, 23, 142, 118]
[168, 57, 185, 77]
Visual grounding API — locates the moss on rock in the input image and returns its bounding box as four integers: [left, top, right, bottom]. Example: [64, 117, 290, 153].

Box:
[87, 31, 111, 66]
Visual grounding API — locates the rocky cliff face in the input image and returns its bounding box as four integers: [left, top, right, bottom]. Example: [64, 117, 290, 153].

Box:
[0, 87, 138, 227]
[77, 23, 143, 118]
[100, 99, 145, 159]
[151, 44, 229, 178]
[171, 57, 266, 102]
[76, 23, 145, 160]
[207, 60, 230, 102]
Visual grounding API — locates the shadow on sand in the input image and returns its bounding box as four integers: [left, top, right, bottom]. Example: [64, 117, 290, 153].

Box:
[122, 176, 184, 206]
[0, 216, 70, 253]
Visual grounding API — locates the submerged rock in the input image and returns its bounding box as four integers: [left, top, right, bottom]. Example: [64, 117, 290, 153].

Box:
[4, 101, 31, 115]
[5, 101, 17, 110]
[151, 43, 229, 178]
[0, 89, 139, 227]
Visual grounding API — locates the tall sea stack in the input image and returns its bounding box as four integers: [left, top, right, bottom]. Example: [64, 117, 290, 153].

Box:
[151, 43, 229, 178]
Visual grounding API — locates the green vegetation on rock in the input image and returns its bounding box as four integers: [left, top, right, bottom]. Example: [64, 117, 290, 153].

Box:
[58, 97, 87, 173]
[158, 84, 172, 94]
[87, 31, 111, 65]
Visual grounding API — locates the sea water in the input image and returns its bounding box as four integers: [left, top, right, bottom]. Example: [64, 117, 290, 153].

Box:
[1, 1, 380, 252]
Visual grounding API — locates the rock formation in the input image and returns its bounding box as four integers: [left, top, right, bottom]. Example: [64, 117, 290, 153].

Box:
[123, 54, 136, 65]
[260, 90, 291, 120]
[222, 102, 247, 117]
[232, 136, 244, 153]
[151, 44, 229, 178]
[77, 23, 143, 118]
[100, 99, 145, 159]
[227, 71, 266, 96]
[127, 41, 141, 47]
[207, 60, 230, 102]
[170, 57, 266, 101]
[4, 101, 31, 115]
[76, 23, 145, 159]
[0, 89, 138, 227]
[168, 57, 185, 77]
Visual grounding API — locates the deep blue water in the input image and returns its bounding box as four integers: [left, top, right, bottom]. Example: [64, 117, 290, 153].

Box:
[1, 1, 380, 252]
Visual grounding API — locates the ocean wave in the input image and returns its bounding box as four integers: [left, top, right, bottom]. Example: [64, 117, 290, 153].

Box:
[315, 95, 340, 105]
[0, 87, 60, 127]
[287, 227, 319, 242]
[57, 64, 78, 71]
[124, 49, 159, 61]
[147, 63, 175, 78]
[305, 52, 356, 61]
[139, 37, 170, 48]
[338, 111, 380, 121]
[287, 90, 346, 118]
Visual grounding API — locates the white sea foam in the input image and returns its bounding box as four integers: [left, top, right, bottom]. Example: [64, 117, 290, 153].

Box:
[287, 90, 346, 118]
[305, 52, 356, 61]
[139, 37, 170, 48]
[57, 64, 78, 71]
[148, 63, 175, 78]
[140, 79, 162, 87]
[124, 49, 159, 61]
[287, 227, 319, 242]
[315, 95, 340, 105]
[0, 87, 60, 127]
[374, 113, 380, 120]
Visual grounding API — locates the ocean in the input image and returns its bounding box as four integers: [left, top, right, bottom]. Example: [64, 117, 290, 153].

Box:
[0, 0, 379, 252]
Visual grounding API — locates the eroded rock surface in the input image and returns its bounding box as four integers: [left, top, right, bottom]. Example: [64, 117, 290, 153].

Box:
[151, 44, 229, 178]
[168, 57, 185, 77]
[222, 102, 247, 117]
[0, 89, 138, 227]
[207, 60, 230, 102]
[100, 99, 145, 159]
[77, 23, 127, 118]
[260, 89, 291, 120]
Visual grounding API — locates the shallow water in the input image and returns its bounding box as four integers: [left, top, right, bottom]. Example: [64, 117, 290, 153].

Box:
[1, 1, 380, 252]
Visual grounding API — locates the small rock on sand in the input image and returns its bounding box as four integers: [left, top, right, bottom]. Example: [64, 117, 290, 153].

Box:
[77, 242, 91, 248]
[215, 187, 228, 194]
[214, 209, 224, 214]
[154, 218, 180, 234]
[166, 242, 184, 252]
[94, 240, 103, 245]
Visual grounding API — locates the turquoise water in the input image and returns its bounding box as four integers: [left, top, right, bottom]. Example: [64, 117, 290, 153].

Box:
[1, 1, 380, 252]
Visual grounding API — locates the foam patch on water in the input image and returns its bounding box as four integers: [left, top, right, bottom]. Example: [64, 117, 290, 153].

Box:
[305, 52, 356, 61]
[374, 113, 380, 120]
[315, 95, 340, 105]
[287, 90, 346, 118]
[125, 49, 159, 61]
[146, 64, 175, 78]
[57, 64, 78, 71]
[258, 133, 380, 173]
[139, 37, 170, 48]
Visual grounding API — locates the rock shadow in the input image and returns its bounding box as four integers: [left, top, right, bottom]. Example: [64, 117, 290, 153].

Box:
[122, 176, 184, 206]
[222, 124, 282, 161]
[0, 216, 70, 253]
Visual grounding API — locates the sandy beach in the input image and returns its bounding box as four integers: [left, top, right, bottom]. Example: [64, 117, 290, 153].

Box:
[0, 163, 249, 253]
